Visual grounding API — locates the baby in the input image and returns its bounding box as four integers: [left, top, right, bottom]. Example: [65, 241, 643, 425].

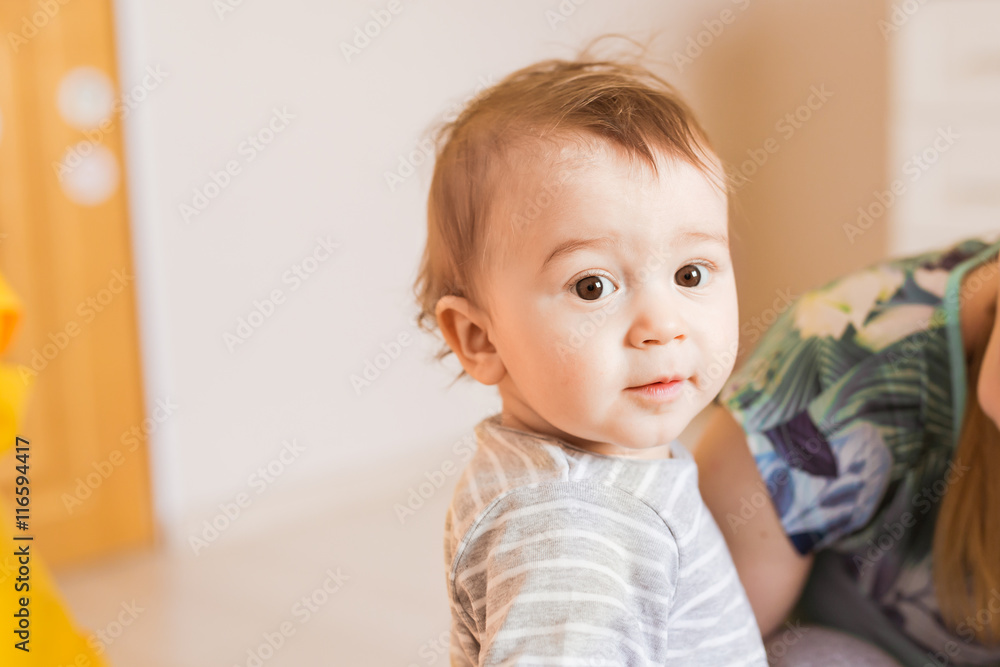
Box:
[414, 44, 768, 666]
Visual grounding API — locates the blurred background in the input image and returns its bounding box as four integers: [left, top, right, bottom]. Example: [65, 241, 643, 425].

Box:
[0, 0, 997, 664]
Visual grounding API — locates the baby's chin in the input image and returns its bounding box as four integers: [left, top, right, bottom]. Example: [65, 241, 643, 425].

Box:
[572, 438, 674, 459]
[614, 440, 677, 459]
[577, 422, 686, 455]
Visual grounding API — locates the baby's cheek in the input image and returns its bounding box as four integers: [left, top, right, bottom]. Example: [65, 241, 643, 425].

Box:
[543, 338, 591, 383]
[545, 316, 596, 359]
[716, 296, 741, 353]
[700, 324, 740, 387]
[543, 328, 609, 388]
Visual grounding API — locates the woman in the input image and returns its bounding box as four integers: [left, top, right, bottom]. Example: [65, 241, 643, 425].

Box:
[696, 236, 1000, 666]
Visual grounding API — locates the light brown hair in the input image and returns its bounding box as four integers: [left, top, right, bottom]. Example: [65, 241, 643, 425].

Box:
[412, 35, 728, 382]
[934, 259, 1000, 644]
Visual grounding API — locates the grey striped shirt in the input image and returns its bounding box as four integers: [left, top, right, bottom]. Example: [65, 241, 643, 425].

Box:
[443, 414, 768, 666]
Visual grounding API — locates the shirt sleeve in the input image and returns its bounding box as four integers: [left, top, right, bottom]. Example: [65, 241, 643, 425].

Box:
[449, 481, 678, 666]
[718, 284, 921, 555]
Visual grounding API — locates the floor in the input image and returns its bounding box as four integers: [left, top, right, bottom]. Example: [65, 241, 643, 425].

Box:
[55, 410, 714, 667]
[55, 453, 457, 667]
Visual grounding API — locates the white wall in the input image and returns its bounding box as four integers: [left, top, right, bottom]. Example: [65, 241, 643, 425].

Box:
[887, 0, 1000, 256]
[110, 0, 893, 542]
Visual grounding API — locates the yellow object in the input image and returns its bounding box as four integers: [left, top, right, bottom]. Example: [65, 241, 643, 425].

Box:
[0, 273, 109, 666]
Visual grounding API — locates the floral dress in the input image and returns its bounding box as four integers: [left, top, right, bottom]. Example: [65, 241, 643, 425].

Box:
[719, 236, 1000, 666]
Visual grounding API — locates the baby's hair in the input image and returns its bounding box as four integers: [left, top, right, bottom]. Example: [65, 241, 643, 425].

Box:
[413, 34, 730, 384]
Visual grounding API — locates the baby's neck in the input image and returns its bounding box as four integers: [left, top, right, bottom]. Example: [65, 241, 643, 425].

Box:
[499, 411, 674, 459]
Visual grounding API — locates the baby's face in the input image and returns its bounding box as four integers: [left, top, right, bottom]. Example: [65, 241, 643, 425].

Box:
[482, 142, 738, 457]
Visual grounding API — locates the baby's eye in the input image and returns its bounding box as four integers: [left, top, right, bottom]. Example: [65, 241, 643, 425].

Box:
[574, 275, 617, 301]
[675, 264, 710, 288]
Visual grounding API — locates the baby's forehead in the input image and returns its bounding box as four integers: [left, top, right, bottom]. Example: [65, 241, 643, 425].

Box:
[493, 139, 600, 215]
[484, 143, 614, 265]
[491, 142, 584, 230]
[495, 136, 678, 218]
[487, 131, 721, 226]
[509, 133, 617, 172]
[501, 134, 680, 192]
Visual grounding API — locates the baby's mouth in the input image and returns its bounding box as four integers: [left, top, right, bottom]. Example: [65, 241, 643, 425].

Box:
[626, 374, 686, 389]
[624, 378, 688, 402]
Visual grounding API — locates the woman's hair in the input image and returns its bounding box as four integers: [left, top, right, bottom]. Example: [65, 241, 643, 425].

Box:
[934, 259, 1000, 644]
[412, 34, 729, 383]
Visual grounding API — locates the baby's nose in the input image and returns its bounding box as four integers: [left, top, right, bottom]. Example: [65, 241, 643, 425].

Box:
[629, 295, 687, 346]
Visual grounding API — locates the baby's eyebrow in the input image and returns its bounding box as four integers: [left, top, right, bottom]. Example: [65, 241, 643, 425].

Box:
[539, 236, 623, 273]
[677, 230, 729, 247]
[539, 229, 728, 274]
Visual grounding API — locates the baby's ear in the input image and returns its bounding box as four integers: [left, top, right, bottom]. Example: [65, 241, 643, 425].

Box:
[435, 295, 506, 385]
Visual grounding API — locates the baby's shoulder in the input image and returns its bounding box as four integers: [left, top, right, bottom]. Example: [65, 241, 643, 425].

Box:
[445, 477, 678, 576]
[444, 417, 703, 567]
